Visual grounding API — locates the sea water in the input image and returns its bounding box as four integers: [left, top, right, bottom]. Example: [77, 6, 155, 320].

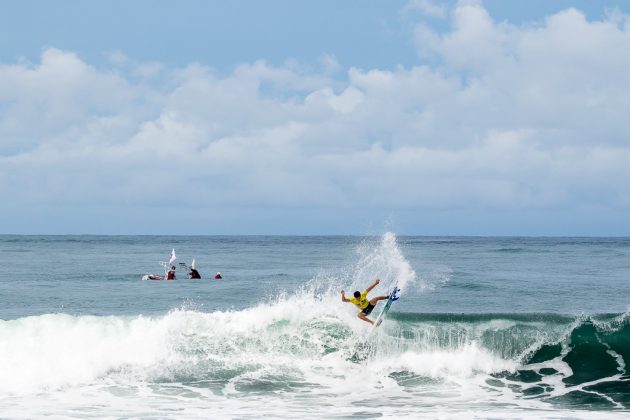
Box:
[0, 233, 629, 418]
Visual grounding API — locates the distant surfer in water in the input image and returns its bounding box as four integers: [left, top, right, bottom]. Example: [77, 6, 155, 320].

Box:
[341, 278, 388, 325]
[188, 267, 201, 279]
[166, 266, 176, 280]
[214, 272, 222, 279]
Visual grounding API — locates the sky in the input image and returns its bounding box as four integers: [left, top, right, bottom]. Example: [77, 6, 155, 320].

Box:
[1, 0, 630, 235]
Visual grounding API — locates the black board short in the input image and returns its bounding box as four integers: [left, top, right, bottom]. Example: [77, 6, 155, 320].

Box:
[361, 303, 375, 316]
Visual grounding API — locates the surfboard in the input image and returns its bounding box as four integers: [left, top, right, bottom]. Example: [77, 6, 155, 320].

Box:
[373, 285, 400, 328]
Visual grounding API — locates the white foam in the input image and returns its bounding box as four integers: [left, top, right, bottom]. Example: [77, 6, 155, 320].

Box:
[1, 302, 626, 418]
[0, 294, 519, 395]
[0, 313, 178, 393]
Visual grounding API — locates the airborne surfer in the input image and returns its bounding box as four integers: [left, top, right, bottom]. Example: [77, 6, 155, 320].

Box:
[341, 278, 389, 325]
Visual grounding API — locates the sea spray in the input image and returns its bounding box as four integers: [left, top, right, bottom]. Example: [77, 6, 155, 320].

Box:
[351, 232, 418, 296]
[282, 232, 419, 312]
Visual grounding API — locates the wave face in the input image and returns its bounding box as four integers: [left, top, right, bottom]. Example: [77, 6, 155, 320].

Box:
[1, 305, 629, 417]
[388, 312, 630, 410]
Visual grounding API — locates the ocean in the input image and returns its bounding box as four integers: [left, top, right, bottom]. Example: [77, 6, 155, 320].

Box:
[1, 233, 629, 418]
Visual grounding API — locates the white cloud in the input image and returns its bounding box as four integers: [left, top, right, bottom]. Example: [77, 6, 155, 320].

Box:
[132, 61, 162, 79]
[2, 3, 630, 233]
[306, 87, 365, 114]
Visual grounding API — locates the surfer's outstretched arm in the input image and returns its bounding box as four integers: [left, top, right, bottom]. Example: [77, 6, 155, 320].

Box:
[340, 290, 350, 302]
[365, 278, 380, 293]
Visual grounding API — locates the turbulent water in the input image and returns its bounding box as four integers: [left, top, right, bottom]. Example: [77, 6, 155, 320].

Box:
[1, 234, 629, 418]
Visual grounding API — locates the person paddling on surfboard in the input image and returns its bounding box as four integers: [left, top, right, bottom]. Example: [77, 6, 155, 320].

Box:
[341, 278, 389, 325]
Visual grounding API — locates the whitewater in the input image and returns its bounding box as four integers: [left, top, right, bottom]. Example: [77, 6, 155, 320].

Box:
[1, 233, 629, 418]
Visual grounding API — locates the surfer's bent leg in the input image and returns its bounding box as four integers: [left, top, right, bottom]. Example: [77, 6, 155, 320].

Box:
[358, 312, 374, 325]
[369, 296, 388, 305]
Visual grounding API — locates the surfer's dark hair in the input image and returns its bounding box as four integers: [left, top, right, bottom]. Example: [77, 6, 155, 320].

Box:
[354, 291, 361, 298]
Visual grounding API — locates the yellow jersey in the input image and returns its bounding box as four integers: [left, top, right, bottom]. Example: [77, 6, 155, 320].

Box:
[348, 290, 369, 309]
